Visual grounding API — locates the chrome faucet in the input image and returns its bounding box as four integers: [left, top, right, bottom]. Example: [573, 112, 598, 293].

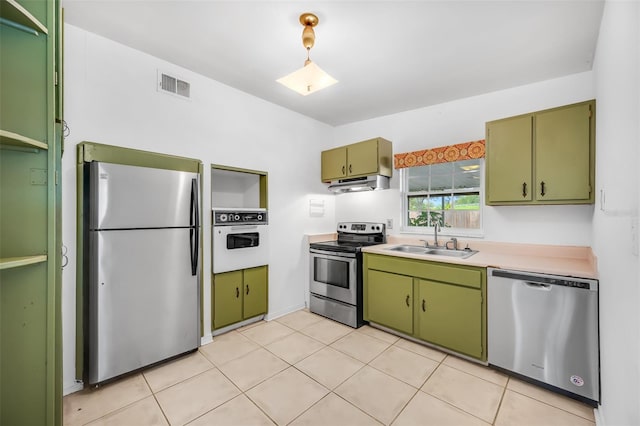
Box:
[420, 222, 442, 248]
[445, 237, 458, 250]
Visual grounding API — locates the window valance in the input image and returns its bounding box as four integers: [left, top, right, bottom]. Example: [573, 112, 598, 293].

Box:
[394, 139, 485, 169]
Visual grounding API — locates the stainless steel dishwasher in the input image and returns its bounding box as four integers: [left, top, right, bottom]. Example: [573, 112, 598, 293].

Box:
[488, 268, 599, 404]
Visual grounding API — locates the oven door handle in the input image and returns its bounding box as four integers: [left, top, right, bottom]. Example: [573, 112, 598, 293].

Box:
[309, 248, 357, 259]
[229, 225, 259, 231]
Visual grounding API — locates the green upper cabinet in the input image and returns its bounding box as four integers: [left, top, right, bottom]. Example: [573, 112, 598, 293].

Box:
[321, 137, 393, 182]
[485, 100, 595, 205]
[486, 115, 533, 202]
[320, 146, 347, 181]
[536, 103, 592, 201]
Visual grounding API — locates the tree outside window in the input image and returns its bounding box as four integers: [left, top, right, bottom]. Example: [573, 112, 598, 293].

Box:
[404, 159, 482, 231]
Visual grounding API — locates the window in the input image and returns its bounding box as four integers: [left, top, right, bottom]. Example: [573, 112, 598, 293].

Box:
[402, 159, 483, 232]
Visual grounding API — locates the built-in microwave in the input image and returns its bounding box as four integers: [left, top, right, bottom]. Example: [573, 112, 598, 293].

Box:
[212, 209, 268, 273]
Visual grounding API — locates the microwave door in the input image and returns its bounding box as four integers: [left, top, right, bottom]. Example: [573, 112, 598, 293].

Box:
[228, 233, 259, 249]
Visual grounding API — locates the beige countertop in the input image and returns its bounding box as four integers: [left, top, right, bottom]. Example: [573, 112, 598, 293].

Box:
[361, 235, 598, 279]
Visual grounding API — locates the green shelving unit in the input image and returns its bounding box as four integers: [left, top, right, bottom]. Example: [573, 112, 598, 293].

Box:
[0, 0, 63, 424]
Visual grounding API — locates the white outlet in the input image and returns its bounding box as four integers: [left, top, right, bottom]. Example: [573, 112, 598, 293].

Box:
[386, 219, 393, 229]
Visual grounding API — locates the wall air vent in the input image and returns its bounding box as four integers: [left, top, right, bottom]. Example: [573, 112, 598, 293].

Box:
[158, 70, 191, 99]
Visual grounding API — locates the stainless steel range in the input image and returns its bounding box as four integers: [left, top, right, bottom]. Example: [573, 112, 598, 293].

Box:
[309, 222, 386, 328]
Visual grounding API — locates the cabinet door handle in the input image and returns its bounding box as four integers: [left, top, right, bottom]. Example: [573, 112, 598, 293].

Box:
[236, 287, 239, 298]
[522, 182, 527, 198]
[422, 299, 426, 312]
[405, 295, 410, 307]
[342, 165, 345, 174]
[540, 181, 546, 197]
[246, 284, 249, 295]
[348, 164, 352, 174]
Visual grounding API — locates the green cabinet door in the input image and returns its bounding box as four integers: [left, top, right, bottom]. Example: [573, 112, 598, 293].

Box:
[347, 138, 379, 177]
[486, 101, 595, 205]
[243, 266, 268, 319]
[367, 270, 413, 334]
[417, 279, 482, 359]
[486, 115, 533, 203]
[536, 103, 592, 201]
[321, 147, 347, 181]
[213, 271, 243, 329]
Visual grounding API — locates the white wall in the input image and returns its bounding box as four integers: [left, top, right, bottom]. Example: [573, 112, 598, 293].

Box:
[591, 1, 640, 425]
[61, 25, 336, 393]
[333, 72, 596, 246]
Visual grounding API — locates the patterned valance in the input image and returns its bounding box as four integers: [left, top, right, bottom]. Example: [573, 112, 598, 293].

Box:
[394, 139, 485, 169]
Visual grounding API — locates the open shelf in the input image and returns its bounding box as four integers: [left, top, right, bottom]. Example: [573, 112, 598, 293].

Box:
[0, 129, 47, 150]
[0, 0, 48, 35]
[0, 255, 47, 270]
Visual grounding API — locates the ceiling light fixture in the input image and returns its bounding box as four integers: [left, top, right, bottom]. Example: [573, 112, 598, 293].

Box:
[276, 13, 338, 96]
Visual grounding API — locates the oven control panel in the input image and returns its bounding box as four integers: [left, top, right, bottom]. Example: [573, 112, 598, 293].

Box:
[213, 209, 268, 226]
[337, 222, 385, 234]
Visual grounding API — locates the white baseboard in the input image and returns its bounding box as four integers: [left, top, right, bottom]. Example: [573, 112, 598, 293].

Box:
[63, 380, 84, 396]
[200, 334, 213, 346]
[594, 406, 604, 426]
[265, 303, 306, 321]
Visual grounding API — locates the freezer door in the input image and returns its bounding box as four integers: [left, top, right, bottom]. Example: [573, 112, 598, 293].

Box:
[90, 162, 199, 229]
[88, 228, 199, 384]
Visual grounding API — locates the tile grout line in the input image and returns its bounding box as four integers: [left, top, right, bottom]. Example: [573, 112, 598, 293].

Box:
[384, 345, 449, 425]
[244, 321, 387, 424]
[505, 385, 597, 423]
[143, 373, 173, 426]
[418, 359, 499, 425]
[75, 375, 155, 426]
[491, 376, 510, 425]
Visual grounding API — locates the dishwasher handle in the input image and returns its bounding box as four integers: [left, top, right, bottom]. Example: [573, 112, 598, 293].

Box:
[491, 269, 596, 291]
[525, 282, 551, 290]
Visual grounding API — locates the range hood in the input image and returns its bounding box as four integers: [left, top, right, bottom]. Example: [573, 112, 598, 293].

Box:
[327, 175, 390, 193]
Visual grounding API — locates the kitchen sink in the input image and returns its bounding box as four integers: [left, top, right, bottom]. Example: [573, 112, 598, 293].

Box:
[386, 244, 478, 259]
[387, 245, 429, 254]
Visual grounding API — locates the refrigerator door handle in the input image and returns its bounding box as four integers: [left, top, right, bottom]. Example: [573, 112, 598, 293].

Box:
[190, 178, 199, 276]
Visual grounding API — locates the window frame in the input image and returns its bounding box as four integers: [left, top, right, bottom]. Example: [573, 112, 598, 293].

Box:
[400, 159, 485, 237]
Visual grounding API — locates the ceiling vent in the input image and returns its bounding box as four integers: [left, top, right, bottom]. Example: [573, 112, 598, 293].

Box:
[157, 70, 191, 99]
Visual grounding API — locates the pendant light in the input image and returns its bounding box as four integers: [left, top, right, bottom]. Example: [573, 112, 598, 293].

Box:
[277, 13, 338, 96]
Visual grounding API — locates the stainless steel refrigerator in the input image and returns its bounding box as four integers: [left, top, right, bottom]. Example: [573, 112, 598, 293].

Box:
[86, 162, 200, 385]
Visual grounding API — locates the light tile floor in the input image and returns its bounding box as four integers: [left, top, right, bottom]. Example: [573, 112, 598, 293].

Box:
[64, 310, 596, 426]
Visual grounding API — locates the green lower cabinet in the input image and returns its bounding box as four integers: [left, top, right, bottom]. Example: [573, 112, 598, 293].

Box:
[364, 253, 486, 361]
[367, 270, 413, 334]
[243, 266, 268, 319]
[416, 279, 483, 359]
[213, 270, 244, 329]
[213, 266, 268, 330]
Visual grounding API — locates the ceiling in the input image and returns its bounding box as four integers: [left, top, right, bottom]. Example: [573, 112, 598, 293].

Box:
[61, 1, 604, 126]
